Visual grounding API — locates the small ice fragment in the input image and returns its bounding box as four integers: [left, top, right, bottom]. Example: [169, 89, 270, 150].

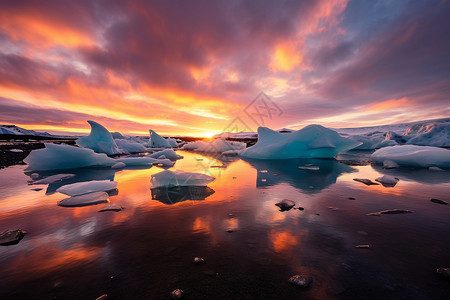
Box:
[170, 289, 183, 299]
[98, 204, 123, 212]
[0, 229, 27, 246]
[33, 173, 75, 185]
[10, 149, 23, 153]
[151, 158, 175, 167]
[260, 170, 268, 173]
[355, 245, 370, 249]
[275, 199, 295, 211]
[150, 170, 215, 188]
[367, 209, 413, 216]
[193, 257, 205, 264]
[30, 173, 39, 179]
[95, 294, 108, 300]
[56, 180, 118, 196]
[288, 275, 312, 288]
[353, 178, 379, 185]
[429, 166, 445, 172]
[112, 162, 126, 169]
[298, 166, 320, 171]
[375, 175, 399, 187]
[58, 191, 109, 207]
[383, 160, 399, 169]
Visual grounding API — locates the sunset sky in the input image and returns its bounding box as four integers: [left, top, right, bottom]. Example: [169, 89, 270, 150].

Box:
[1, 0, 449, 137]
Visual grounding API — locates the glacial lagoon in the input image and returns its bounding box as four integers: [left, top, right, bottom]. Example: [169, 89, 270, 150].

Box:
[0, 150, 449, 299]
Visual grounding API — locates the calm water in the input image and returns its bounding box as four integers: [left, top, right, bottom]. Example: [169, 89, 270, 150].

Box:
[0, 150, 449, 299]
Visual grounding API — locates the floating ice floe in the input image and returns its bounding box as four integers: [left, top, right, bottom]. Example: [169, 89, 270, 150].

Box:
[10, 149, 23, 153]
[371, 145, 450, 168]
[58, 191, 110, 207]
[240, 125, 361, 159]
[146, 149, 183, 160]
[115, 139, 147, 153]
[148, 129, 172, 148]
[24, 143, 115, 171]
[32, 173, 76, 185]
[182, 139, 246, 153]
[150, 170, 215, 188]
[375, 175, 399, 187]
[56, 180, 118, 196]
[24, 143, 155, 171]
[151, 158, 175, 168]
[76, 121, 122, 155]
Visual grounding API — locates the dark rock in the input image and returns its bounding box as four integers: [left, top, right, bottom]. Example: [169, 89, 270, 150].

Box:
[367, 209, 413, 216]
[288, 275, 312, 288]
[431, 198, 448, 205]
[297, 207, 304, 210]
[348, 197, 356, 200]
[0, 229, 27, 246]
[353, 178, 379, 185]
[275, 199, 295, 211]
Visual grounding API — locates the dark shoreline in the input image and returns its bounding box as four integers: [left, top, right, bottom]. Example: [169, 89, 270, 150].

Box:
[0, 134, 77, 169]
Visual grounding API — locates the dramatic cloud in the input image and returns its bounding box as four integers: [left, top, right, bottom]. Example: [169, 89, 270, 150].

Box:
[0, 0, 449, 136]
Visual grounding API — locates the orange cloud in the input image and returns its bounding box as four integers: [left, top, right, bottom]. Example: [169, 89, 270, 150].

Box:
[368, 97, 412, 112]
[0, 12, 94, 48]
[270, 42, 303, 72]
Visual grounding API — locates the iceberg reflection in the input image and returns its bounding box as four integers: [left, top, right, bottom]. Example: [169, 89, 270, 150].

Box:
[243, 158, 356, 193]
[151, 186, 215, 204]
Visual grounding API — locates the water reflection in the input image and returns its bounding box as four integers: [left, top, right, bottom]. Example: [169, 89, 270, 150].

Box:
[243, 158, 357, 193]
[371, 164, 450, 184]
[150, 186, 215, 204]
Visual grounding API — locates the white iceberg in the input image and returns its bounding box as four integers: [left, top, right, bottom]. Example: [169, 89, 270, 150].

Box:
[146, 149, 183, 160]
[24, 143, 116, 171]
[58, 191, 110, 207]
[115, 139, 147, 153]
[150, 170, 215, 188]
[181, 139, 246, 153]
[33, 173, 76, 185]
[240, 125, 361, 159]
[56, 180, 118, 196]
[148, 129, 172, 148]
[76, 121, 122, 155]
[166, 138, 178, 148]
[405, 122, 450, 147]
[371, 145, 450, 168]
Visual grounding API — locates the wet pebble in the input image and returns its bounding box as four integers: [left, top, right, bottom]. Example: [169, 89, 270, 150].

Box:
[288, 275, 312, 288]
[170, 289, 183, 299]
[226, 229, 234, 233]
[348, 197, 356, 200]
[355, 244, 370, 249]
[297, 207, 304, 211]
